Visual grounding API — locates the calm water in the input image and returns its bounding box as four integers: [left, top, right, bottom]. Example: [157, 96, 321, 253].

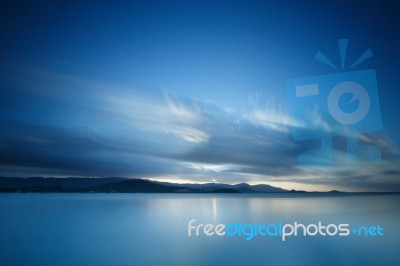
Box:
[0, 193, 399, 266]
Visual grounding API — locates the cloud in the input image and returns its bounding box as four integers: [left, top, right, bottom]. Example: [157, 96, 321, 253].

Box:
[246, 91, 303, 132]
[1, 63, 399, 191]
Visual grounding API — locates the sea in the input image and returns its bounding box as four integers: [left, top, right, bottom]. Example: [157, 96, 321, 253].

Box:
[0, 193, 399, 266]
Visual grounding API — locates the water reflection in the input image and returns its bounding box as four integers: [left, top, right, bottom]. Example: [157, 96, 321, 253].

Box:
[0, 194, 399, 266]
[212, 197, 217, 219]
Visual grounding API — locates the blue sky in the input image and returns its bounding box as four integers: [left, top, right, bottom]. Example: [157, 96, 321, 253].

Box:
[1, 0, 400, 191]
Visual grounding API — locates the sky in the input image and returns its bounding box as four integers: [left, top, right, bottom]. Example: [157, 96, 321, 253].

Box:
[1, 0, 400, 191]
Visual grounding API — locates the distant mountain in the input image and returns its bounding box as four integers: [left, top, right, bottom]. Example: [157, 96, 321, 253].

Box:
[95, 179, 195, 193]
[152, 180, 287, 193]
[3, 177, 379, 194]
[0, 177, 127, 189]
[0, 177, 288, 193]
[231, 183, 287, 193]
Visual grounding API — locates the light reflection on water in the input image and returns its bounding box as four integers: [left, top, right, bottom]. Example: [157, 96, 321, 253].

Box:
[0, 194, 399, 266]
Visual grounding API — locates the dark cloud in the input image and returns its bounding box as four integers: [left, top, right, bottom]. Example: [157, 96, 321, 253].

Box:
[0, 120, 182, 177]
[1, 62, 399, 191]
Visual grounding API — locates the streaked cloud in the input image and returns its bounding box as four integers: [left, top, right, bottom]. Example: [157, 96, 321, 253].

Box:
[0, 63, 399, 191]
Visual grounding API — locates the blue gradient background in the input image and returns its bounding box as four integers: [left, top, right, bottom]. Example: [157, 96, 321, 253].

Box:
[1, 0, 400, 191]
[1, 2, 400, 265]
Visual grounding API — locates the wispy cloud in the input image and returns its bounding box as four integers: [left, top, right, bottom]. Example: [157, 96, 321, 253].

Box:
[1, 63, 399, 191]
[246, 91, 303, 132]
